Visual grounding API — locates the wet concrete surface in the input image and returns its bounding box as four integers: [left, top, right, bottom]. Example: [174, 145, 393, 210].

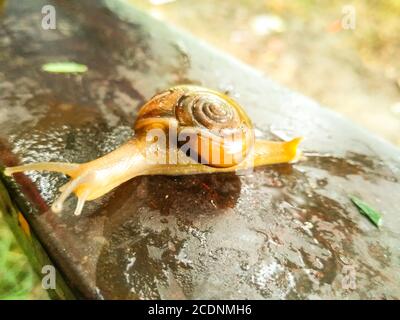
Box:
[0, 0, 399, 299]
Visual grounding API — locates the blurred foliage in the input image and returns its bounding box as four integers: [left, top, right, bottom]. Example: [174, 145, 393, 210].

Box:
[265, 0, 400, 73]
[132, 0, 400, 82]
[0, 216, 33, 299]
[0, 214, 47, 300]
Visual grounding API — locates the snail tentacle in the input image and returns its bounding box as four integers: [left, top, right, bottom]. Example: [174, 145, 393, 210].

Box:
[51, 172, 90, 213]
[4, 162, 79, 176]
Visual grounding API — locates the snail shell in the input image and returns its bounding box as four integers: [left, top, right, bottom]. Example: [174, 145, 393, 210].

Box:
[134, 86, 254, 167]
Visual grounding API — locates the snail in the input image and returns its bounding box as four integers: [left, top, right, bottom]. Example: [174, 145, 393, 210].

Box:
[4, 86, 302, 216]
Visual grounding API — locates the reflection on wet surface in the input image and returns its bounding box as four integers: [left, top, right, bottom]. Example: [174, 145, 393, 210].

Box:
[302, 152, 399, 183]
[0, 0, 399, 299]
[92, 157, 400, 299]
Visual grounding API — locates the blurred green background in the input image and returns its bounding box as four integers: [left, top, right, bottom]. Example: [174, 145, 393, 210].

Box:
[0, 216, 48, 299]
[1, 0, 399, 299]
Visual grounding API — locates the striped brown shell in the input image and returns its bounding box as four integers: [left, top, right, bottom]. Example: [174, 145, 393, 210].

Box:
[134, 85, 254, 167]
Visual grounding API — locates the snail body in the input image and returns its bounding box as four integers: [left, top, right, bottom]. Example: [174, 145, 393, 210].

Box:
[4, 86, 302, 216]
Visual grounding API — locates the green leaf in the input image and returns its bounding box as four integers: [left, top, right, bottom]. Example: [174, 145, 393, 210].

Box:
[41, 62, 88, 73]
[350, 196, 382, 228]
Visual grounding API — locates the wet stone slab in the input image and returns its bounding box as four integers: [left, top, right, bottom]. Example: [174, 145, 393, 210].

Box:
[0, 0, 400, 299]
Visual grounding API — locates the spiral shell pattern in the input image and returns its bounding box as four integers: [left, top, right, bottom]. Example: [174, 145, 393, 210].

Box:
[133, 85, 254, 167]
[175, 91, 240, 130]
